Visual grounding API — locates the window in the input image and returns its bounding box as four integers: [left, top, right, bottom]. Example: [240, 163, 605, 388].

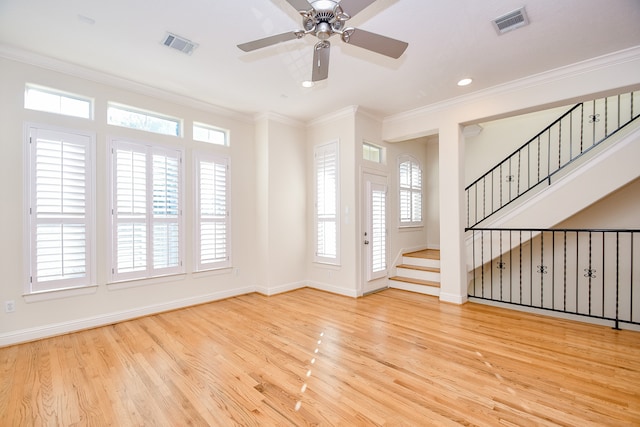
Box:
[194, 152, 231, 271]
[314, 141, 340, 264]
[109, 138, 184, 282]
[193, 122, 228, 146]
[399, 156, 422, 226]
[24, 84, 92, 119]
[107, 103, 182, 137]
[363, 142, 382, 163]
[25, 125, 95, 293]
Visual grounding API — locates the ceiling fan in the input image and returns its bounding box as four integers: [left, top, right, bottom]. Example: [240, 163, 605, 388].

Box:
[237, 0, 408, 82]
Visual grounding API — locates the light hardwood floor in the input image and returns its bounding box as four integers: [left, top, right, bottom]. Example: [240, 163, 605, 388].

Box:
[1, 288, 639, 426]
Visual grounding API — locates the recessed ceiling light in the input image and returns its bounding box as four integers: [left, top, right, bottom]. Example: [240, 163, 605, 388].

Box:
[457, 78, 473, 87]
[302, 80, 315, 88]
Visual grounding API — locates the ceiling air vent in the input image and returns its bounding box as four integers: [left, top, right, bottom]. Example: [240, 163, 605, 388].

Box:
[162, 32, 198, 55]
[492, 7, 529, 35]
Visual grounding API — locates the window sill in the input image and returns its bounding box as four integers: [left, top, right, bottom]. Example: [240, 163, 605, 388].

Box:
[398, 224, 424, 230]
[24, 285, 99, 303]
[107, 273, 186, 291]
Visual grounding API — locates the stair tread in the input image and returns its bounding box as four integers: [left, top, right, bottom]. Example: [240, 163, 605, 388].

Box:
[389, 276, 441, 287]
[404, 249, 440, 260]
[397, 264, 440, 273]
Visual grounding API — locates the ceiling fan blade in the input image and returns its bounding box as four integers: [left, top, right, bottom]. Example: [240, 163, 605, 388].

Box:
[343, 28, 408, 59]
[311, 41, 330, 82]
[284, 0, 311, 12]
[337, 0, 377, 18]
[237, 31, 302, 52]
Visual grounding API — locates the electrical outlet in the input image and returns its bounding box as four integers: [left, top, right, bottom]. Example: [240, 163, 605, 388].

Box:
[4, 300, 15, 313]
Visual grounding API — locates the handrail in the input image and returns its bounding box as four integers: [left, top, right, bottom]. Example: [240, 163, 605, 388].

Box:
[465, 91, 640, 228]
[467, 228, 640, 329]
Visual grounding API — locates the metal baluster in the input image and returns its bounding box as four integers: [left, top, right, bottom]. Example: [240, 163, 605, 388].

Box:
[563, 231, 567, 311]
[615, 232, 620, 330]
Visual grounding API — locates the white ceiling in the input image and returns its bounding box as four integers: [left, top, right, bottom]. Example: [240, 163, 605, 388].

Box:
[1, 0, 639, 122]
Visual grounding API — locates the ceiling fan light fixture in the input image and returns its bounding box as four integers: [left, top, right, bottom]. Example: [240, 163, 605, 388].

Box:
[302, 80, 315, 88]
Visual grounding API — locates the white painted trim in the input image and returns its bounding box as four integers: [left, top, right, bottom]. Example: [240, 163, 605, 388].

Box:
[308, 105, 359, 127]
[0, 43, 252, 123]
[0, 286, 256, 347]
[439, 291, 468, 305]
[383, 45, 640, 132]
[255, 281, 306, 296]
[306, 280, 358, 298]
[469, 297, 640, 332]
[24, 285, 99, 303]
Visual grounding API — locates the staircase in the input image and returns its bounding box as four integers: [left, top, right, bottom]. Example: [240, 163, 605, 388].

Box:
[389, 249, 440, 296]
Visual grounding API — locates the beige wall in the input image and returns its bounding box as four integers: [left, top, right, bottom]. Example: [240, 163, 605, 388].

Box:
[2, 45, 639, 345]
[559, 178, 640, 229]
[0, 57, 260, 344]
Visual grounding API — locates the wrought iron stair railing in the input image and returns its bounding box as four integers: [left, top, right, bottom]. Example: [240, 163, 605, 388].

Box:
[467, 228, 639, 329]
[466, 91, 639, 229]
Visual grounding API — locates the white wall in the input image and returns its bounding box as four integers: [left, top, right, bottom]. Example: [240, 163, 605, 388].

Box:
[0, 56, 260, 345]
[465, 105, 570, 186]
[382, 46, 640, 305]
[254, 115, 307, 294]
[306, 108, 358, 296]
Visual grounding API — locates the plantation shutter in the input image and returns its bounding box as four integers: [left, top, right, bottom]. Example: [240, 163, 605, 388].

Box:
[371, 184, 386, 274]
[28, 127, 94, 292]
[111, 140, 183, 282]
[399, 157, 422, 226]
[196, 153, 230, 270]
[315, 142, 339, 263]
[152, 149, 181, 270]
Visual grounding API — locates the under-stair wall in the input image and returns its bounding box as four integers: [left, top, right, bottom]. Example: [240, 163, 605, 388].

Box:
[466, 90, 640, 266]
[464, 90, 640, 328]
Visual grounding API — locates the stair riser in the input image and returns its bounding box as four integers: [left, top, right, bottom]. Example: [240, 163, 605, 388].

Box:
[389, 280, 440, 296]
[396, 267, 440, 282]
[402, 257, 440, 269]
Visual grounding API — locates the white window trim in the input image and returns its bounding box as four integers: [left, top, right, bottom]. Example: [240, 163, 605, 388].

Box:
[107, 102, 183, 137]
[24, 84, 94, 120]
[193, 151, 232, 272]
[398, 155, 423, 228]
[23, 123, 97, 295]
[314, 140, 340, 265]
[193, 122, 229, 146]
[108, 137, 185, 284]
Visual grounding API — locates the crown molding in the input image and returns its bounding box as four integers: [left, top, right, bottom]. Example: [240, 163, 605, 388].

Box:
[253, 111, 305, 128]
[383, 45, 640, 126]
[0, 43, 254, 124]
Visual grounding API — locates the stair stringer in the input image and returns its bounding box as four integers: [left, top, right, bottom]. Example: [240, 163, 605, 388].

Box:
[465, 122, 640, 270]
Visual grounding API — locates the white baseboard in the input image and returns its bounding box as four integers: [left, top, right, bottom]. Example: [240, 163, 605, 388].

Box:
[0, 286, 255, 347]
[306, 281, 358, 298]
[439, 291, 468, 304]
[254, 281, 306, 296]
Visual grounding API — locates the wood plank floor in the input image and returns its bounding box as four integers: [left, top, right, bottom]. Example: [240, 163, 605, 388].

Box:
[1, 288, 639, 426]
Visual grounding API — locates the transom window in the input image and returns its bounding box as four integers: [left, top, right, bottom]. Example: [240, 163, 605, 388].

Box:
[107, 103, 182, 137]
[24, 84, 93, 119]
[193, 122, 228, 146]
[363, 142, 383, 163]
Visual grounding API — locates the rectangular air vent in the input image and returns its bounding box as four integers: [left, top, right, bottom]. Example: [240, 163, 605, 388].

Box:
[492, 7, 529, 35]
[162, 32, 198, 55]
